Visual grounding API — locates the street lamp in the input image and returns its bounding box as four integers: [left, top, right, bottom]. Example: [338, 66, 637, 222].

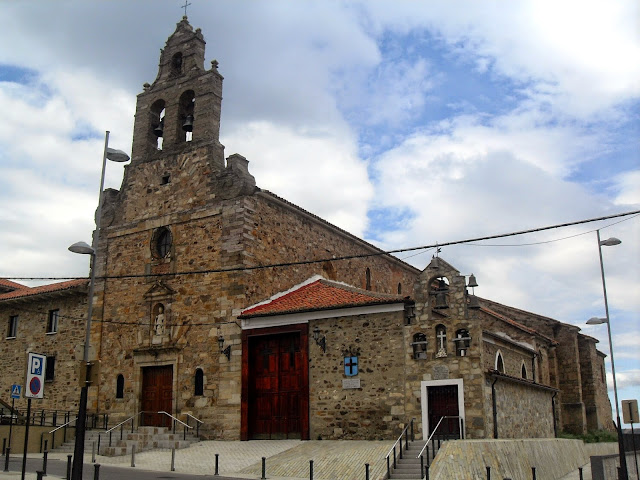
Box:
[68, 131, 129, 480]
[588, 230, 627, 479]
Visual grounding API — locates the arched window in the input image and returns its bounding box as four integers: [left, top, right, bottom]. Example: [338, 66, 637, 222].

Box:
[194, 368, 204, 396]
[150, 99, 166, 150]
[495, 351, 505, 373]
[171, 52, 183, 75]
[153, 227, 172, 258]
[397, 283, 402, 294]
[431, 276, 449, 309]
[411, 333, 427, 360]
[365, 268, 371, 291]
[178, 90, 195, 142]
[521, 362, 528, 379]
[435, 324, 447, 357]
[116, 374, 124, 399]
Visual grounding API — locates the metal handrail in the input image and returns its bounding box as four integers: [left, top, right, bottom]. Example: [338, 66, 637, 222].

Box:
[105, 412, 144, 434]
[417, 415, 462, 458]
[158, 411, 192, 429]
[385, 419, 413, 458]
[48, 417, 77, 434]
[184, 413, 203, 424]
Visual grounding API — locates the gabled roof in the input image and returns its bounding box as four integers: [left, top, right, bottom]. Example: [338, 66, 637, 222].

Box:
[480, 306, 558, 346]
[0, 279, 88, 302]
[0, 278, 26, 293]
[240, 276, 406, 318]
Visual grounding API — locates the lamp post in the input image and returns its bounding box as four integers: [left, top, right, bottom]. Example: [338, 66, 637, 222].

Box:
[68, 131, 129, 480]
[586, 230, 627, 479]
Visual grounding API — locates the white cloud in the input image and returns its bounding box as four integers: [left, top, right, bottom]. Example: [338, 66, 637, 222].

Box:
[613, 171, 640, 206]
[222, 121, 373, 238]
[609, 370, 640, 390]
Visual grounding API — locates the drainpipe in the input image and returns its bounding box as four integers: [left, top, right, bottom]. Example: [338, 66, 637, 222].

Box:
[531, 353, 537, 382]
[551, 392, 558, 437]
[491, 376, 499, 439]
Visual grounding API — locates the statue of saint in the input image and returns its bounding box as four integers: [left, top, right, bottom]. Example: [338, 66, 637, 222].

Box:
[154, 305, 165, 336]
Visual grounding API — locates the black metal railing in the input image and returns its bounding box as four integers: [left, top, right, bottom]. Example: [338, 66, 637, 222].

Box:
[385, 418, 415, 478]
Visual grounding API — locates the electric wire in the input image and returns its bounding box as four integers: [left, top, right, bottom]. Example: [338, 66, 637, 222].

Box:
[2, 209, 639, 282]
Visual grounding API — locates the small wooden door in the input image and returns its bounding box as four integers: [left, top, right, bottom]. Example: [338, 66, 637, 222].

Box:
[248, 333, 304, 439]
[141, 365, 173, 428]
[428, 384, 460, 437]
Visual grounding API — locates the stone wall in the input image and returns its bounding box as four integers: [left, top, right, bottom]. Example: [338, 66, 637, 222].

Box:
[309, 311, 407, 440]
[578, 335, 614, 432]
[486, 376, 555, 438]
[0, 291, 87, 412]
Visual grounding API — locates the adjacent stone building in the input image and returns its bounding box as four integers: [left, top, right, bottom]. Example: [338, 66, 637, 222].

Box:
[1, 17, 613, 443]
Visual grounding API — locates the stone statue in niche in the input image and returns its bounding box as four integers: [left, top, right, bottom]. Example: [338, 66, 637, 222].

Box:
[152, 303, 170, 344]
[154, 305, 166, 335]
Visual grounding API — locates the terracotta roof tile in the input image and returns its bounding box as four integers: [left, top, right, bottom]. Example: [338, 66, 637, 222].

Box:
[241, 278, 404, 318]
[0, 279, 27, 291]
[0, 279, 88, 301]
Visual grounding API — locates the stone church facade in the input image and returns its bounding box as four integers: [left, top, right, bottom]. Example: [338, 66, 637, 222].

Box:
[1, 18, 613, 442]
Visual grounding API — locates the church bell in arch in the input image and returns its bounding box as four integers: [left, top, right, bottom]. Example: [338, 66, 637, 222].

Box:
[182, 114, 194, 132]
[153, 118, 164, 137]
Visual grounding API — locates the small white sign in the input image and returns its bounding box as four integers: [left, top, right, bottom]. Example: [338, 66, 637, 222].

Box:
[25, 352, 46, 399]
[342, 378, 361, 389]
[622, 399, 639, 424]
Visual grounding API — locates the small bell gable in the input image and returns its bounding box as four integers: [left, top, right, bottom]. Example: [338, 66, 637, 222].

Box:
[154, 16, 206, 85]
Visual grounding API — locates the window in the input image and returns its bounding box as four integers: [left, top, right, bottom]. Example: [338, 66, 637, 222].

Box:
[7, 315, 18, 338]
[47, 310, 59, 334]
[194, 368, 204, 396]
[171, 52, 183, 75]
[495, 351, 505, 373]
[45, 356, 55, 382]
[454, 329, 471, 357]
[397, 283, 402, 294]
[435, 324, 447, 357]
[153, 227, 172, 258]
[116, 374, 124, 399]
[521, 363, 528, 379]
[365, 268, 371, 291]
[161, 174, 170, 185]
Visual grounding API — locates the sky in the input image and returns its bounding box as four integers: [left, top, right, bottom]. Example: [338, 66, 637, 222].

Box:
[0, 1, 638, 427]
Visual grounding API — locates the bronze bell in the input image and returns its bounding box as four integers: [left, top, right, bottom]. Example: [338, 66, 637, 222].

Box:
[468, 294, 480, 309]
[182, 114, 194, 132]
[467, 274, 478, 288]
[434, 291, 449, 309]
[153, 118, 164, 137]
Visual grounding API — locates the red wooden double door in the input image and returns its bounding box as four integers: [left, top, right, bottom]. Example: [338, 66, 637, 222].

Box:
[242, 326, 309, 440]
[141, 365, 173, 428]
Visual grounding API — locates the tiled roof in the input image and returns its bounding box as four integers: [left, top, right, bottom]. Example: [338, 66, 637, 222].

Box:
[241, 278, 405, 318]
[0, 278, 26, 291]
[0, 279, 88, 302]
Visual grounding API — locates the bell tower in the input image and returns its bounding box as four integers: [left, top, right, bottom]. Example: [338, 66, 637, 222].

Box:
[130, 16, 225, 168]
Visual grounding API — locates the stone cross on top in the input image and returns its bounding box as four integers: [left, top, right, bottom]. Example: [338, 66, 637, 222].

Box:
[181, 0, 192, 17]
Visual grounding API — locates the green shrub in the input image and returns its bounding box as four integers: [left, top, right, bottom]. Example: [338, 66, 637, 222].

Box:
[558, 430, 617, 443]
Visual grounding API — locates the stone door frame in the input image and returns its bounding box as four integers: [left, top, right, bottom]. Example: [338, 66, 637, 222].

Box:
[420, 379, 465, 439]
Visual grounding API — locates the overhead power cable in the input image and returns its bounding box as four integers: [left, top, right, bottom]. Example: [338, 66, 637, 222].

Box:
[3, 208, 639, 282]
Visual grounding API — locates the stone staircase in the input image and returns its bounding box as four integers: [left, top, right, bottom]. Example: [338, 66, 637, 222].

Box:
[53, 426, 199, 457]
[387, 437, 452, 480]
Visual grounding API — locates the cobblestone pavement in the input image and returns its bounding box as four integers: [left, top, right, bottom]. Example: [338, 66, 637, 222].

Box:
[1, 439, 393, 480]
[0, 441, 599, 480]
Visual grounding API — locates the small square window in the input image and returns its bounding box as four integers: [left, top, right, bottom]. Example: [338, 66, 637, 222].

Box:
[7, 315, 18, 338]
[47, 310, 59, 334]
[45, 356, 56, 382]
[161, 174, 170, 185]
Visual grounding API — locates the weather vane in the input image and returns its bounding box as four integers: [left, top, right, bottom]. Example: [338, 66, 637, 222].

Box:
[182, 0, 192, 16]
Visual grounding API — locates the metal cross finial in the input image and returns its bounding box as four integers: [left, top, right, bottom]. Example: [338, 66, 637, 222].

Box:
[182, 0, 192, 16]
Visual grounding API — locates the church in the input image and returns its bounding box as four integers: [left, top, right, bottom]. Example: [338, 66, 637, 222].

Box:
[0, 17, 613, 443]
